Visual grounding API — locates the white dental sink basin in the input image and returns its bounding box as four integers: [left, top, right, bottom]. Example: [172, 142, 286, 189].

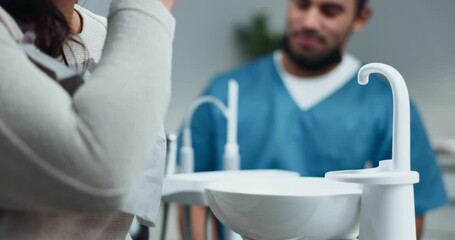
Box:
[162, 170, 300, 205]
[205, 177, 362, 240]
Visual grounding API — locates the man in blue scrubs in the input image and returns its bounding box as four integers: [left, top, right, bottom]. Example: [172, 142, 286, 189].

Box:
[186, 0, 449, 239]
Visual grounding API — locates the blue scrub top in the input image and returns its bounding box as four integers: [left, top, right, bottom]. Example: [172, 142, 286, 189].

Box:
[184, 54, 448, 216]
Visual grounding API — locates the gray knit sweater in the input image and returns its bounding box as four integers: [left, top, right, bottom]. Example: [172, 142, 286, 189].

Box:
[0, 0, 174, 239]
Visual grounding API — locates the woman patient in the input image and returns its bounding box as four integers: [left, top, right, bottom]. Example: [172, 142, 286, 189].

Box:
[0, 0, 176, 239]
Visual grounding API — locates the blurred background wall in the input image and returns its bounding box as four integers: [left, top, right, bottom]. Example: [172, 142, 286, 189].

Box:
[82, 0, 455, 239]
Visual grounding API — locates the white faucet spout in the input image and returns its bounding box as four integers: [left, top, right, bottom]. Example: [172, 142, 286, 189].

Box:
[358, 63, 411, 171]
[327, 63, 418, 240]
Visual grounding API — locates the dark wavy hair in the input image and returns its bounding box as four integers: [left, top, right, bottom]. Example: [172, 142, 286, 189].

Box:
[0, 0, 72, 57]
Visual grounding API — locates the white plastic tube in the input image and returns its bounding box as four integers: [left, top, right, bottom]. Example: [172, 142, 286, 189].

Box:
[180, 80, 241, 172]
[180, 97, 228, 173]
[165, 133, 178, 176]
[184, 96, 228, 130]
[179, 128, 194, 173]
[224, 80, 240, 170]
[227, 80, 238, 146]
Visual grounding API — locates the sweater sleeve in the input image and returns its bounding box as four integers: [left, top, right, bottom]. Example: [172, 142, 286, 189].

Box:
[0, 0, 174, 213]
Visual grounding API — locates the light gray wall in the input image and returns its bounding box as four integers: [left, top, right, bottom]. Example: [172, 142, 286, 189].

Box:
[83, 0, 455, 139]
[80, 0, 111, 16]
[349, 0, 455, 140]
[81, 0, 287, 132]
[168, 0, 287, 132]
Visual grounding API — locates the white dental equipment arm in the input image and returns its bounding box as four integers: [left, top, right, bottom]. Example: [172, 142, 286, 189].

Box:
[225, 81, 240, 170]
[358, 64, 410, 171]
[326, 63, 419, 240]
[165, 133, 178, 176]
[180, 96, 227, 173]
[180, 80, 240, 173]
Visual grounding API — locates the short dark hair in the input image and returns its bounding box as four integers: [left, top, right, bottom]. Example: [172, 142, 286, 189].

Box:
[357, 0, 368, 14]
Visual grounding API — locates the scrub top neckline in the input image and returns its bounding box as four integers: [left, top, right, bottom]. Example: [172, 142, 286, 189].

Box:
[271, 51, 361, 114]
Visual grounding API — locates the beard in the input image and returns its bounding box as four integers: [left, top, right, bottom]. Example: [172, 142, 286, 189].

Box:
[280, 35, 342, 71]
